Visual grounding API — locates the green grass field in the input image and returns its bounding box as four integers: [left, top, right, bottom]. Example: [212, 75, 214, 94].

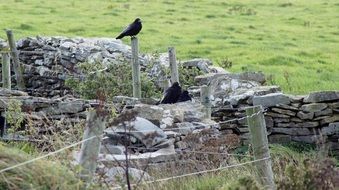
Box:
[0, 0, 338, 94]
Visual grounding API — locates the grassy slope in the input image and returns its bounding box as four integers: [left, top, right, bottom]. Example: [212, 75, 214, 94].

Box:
[0, 0, 338, 94]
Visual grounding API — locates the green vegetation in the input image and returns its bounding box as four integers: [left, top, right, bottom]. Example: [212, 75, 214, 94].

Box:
[0, 0, 338, 94]
[0, 143, 83, 190]
[137, 144, 337, 190]
[65, 59, 202, 99]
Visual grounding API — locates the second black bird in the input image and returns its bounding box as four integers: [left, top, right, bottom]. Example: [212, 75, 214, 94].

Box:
[159, 82, 182, 104]
[116, 18, 142, 39]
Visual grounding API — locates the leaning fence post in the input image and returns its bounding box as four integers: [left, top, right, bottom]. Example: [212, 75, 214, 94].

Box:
[1, 52, 11, 89]
[168, 47, 179, 84]
[79, 109, 106, 183]
[246, 105, 276, 190]
[131, 37, 141, 98]
[5, 29, 25, 91]
[200, 85, 211, 119]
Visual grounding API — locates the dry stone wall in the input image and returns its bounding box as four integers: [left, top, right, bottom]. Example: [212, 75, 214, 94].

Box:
[212, 90, 339, 155]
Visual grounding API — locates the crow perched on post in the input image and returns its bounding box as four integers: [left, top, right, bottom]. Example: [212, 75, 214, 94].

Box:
[177, 90, 192, 102]
[159, 82, 182, 104]
[116, 18, 142, 39]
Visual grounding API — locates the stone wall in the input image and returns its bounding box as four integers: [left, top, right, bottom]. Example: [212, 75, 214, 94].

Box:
[1, 36, 149, 97]
[212, 90, 339, 155]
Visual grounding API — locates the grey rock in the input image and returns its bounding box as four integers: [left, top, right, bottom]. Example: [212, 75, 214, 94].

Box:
[266, 112, 290, 118]
[275, 104, 299, 111]
[288, 95, 305, 103]
[269, 134, 292, 143]
[291, 135, 324, 144]
[301, 103, 327, 113]
[271, 108, 296, 116]
[297, 111, 314, 120]
[113, 96, 141, 105]
[321, 123, 339, 135]
[231, 71, 266, 84]
[106, 117, 167, 148]
[132, 104, 164, 126]
[295, 122, 319, 128]
[181, 58, 212, 73]
[100, 145, 125, 155]
[0, 88, 28, 96]
[329, 102, 339, 109]
[273, 118, 290, 123]
[304, 91, 339, 103]
[314, 108, 333, 117]
[40, 100, 85, 115]
[320, 115, 339, 125]
[290, 117, 303, 123]
[276, 123, 296, 128]
[253, 93, 291, 107]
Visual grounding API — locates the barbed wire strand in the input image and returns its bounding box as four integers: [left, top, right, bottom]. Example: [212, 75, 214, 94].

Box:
[0, 134, 102, 174]
[112, 156, 271, 190]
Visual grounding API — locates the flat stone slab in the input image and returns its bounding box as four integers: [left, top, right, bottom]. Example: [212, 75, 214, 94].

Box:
[98, 145, 176, 163]
[105, 117, 167, 148]
[272, 127, 311, 136]
[253, 93, 291, 107]
[301, 103, 327, 113]
[269, 134, 291, 143]
[271, 108, 296, 116]
[304, 91, 339, 103]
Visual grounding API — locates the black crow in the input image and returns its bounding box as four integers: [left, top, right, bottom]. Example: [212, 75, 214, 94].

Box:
[177, 90, 192, 102]
[116, 18, 142, 39]
[159, 82, 182, 104]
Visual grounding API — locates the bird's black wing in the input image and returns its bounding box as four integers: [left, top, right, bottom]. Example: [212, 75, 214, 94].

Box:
[116, 23, 134, 39]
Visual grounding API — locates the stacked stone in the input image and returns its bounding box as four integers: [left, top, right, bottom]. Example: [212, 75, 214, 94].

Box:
[6, 36, 139, 97]
[260, 91, 339, 155]
[212, 90, 339, 155]
[0, 88, 98, 134]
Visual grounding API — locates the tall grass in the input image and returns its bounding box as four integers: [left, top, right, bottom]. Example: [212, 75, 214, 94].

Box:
[0, 143, 83, 190]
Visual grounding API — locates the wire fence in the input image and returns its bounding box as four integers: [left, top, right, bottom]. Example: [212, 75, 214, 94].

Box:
[0, 107, 268, 190]
[111, 156, 271, 190]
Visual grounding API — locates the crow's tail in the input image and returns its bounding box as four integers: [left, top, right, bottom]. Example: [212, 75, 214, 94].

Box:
[116, 33, 124, 39]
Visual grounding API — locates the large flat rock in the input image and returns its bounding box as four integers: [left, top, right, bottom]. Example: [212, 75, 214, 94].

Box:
[253, 93, 291, 107]
[105, 117, 167, 148]
[304, 91, 339, 103]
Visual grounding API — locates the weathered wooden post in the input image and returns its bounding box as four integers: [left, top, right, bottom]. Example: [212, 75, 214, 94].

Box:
[160, 79, 171, 93]
[131, 37, 141, 98]
[200, 85, 211, 119]
[168, 47, 179, 84]
[79, 109, 106, 183]
[1, 52, 11, 89]
[5, 29, 25, 90]
[246, 105, 276, 190]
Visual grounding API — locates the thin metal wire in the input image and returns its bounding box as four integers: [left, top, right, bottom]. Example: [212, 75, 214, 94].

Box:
[112, 156, 271, 190]
[0, 134, 102, 174]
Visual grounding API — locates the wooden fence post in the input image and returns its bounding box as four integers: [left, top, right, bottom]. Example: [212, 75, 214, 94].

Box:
[79, 109, 106, 183]
[5, 30, 25, 91]
[168, 47, 179, 84]
[246, 105, 276, 190]
[131, 37, 141, 98]
[1, 53, 11, 89]
[200, 85, 211, 119]
[160, 79, 170, 93]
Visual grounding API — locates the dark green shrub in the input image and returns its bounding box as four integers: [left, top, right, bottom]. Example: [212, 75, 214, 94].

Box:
[65, 61, 161, 99]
